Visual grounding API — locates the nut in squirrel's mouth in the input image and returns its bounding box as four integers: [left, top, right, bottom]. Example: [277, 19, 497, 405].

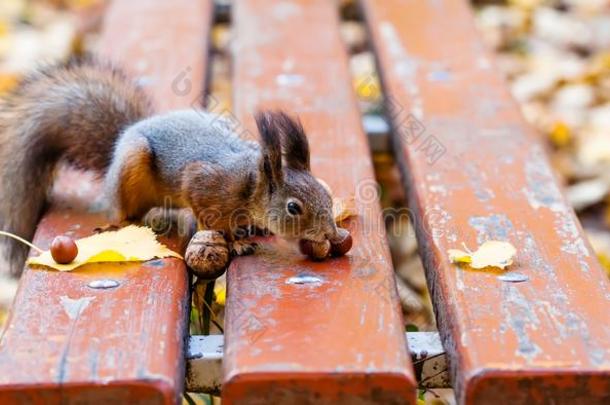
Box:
[303, 237, 326, 244]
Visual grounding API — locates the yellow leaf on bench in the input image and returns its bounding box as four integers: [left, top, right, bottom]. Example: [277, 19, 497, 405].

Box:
[27, 225, 182, 271]
[316, 177, 357, 223]
[448, 240, 516, 270]
[333, 196, 357, 223]
[447, 249, 472, 264]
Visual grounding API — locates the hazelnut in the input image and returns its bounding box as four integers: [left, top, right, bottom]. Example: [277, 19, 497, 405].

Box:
[329, 227, 353, 257]
[50, 235, 78, 264]
[299, 239, 331, 260]
[185, 230, 230, 279]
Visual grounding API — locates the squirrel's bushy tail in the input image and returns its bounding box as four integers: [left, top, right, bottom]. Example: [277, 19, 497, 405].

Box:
[0, 58, 151, 276]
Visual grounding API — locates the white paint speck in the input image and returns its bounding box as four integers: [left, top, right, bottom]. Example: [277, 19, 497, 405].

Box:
[60, 296, 95, 320]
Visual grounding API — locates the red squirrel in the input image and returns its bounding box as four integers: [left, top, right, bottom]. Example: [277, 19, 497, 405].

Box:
[0, 58, 340, 278]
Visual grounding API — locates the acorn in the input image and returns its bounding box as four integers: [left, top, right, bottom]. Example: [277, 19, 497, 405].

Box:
[50, 235, 78, 264]
[329, 227, 353, 257]
[299, 239, 331, 260]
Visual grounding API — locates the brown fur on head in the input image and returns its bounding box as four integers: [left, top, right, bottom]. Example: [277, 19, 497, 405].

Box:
[255, 111, 338, 243]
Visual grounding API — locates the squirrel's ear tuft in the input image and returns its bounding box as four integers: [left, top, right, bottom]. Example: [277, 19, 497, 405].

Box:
[277, 111, 310, 172]
[259, 110, 310, 172]
[255, 111, 283, 193]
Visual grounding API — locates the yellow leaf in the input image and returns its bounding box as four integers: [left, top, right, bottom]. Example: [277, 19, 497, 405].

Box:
[448, 241, 516, 270]
[597, 253, 610, 277]
[447, 249, 472, 264]
[333, 196, 357, 223]
[470, 241, 516, 269]
[0, 73, 19, 95]
[27, 225, 181, 271]
[317, 177, 357, 223]
[214, 278, 226, 306]
[549, 121, 571, 148]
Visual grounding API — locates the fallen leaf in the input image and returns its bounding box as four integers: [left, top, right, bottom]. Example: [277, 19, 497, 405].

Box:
[214, 276, 227, 306]
[549, 121, 571, 148]
[447, 249, 472, 264]
[333, 196, 357, 223]
[448, 241, 516, 269]
[316, 177, 357, 223]
[27, 225, 181, 271]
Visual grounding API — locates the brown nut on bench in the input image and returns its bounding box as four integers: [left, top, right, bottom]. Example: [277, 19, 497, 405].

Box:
[299, 239, 331, 260]
[299, 228, 352, 260]
[185, 230, 229, 279]
[329, 227, 353, 257]
[50, 235, 78, 264]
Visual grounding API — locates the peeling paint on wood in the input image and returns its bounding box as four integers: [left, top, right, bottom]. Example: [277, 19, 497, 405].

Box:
[222, 1, 416, 404]
[360, 0, 610, 403]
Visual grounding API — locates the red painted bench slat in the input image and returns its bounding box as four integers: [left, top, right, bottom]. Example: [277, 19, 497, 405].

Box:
[0, 1, 212, 403]
[360, 0, 610, 403]
[222, 1, 416, 403]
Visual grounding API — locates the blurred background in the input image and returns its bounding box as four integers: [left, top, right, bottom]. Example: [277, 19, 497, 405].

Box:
[0, 0, 609, 402]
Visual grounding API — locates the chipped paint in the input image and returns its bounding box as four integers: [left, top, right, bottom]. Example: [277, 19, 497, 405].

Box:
[468, 214, 513, 243]
[427, 70, 451, 82]
[501, 285, 542, 362]
[60, 296, 95, 320]
[523, 146, 564, 212]
[276, 73, 304, 87]
[365, 0, 610, 402]
[497, 273, 529, 283]
[223, 1, 415, 403]
[271, 1, 301, 19]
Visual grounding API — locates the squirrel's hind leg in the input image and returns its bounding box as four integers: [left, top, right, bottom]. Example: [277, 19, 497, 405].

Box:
[104, 133, 160, 222]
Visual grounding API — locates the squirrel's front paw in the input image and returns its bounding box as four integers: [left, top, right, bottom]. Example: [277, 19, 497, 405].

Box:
[229, 240, 258, 257]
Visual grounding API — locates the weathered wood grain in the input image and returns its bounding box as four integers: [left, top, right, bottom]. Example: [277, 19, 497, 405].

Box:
[222, 1, 416, 403]
[0, 1, 212, 403]
[360, 0, 610, 403]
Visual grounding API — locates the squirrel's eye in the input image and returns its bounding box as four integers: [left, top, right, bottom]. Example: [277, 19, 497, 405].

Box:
[286, 201, 303, 216]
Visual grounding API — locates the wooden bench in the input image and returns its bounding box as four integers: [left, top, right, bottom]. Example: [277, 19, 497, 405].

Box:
[360, 0, 610, 403]
[0, 0, 212, 403]
[1, 0, 609, 404]
[222, 0, 415, 403]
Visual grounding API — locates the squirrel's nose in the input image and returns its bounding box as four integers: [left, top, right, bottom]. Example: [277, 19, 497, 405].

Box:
[325, 224, 339, 241]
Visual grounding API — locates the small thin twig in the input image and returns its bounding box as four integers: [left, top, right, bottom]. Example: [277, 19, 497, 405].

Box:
[0, 231, 44, 253]
[418, 367, 449, 387]
[202, 280, 215, 335]
[200, 290, 224, 333]
[412, 351, 445, 366]
[183, 392, 197, 405]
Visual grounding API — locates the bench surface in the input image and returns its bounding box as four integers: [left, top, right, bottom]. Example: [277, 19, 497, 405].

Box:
[222, 0, 416, 403]
[0, 1, 212, 404]
[3, 0, 609, 403]
[360, 0, 610, 403]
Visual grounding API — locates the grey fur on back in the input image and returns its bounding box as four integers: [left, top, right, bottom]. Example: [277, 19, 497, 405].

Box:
[131, 110, 260, 181]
